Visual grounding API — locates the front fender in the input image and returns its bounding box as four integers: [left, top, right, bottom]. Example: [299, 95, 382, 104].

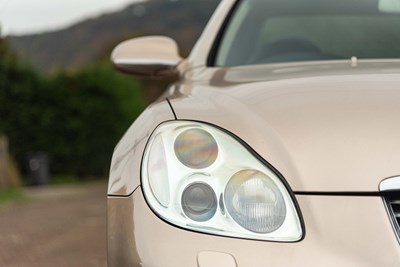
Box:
[108, 99, 175, 196]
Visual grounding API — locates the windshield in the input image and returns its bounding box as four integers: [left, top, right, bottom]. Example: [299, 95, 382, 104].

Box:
[214, 0, 400, 66]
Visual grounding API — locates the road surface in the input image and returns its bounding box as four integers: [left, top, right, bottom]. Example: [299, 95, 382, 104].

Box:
[0, 182, 107, 267]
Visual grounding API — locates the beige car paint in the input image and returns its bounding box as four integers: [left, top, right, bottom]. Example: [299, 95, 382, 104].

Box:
[187, 0, 235, 68]
[107, 100, 174, 196]
[111, 36, 182, 77]
[108, 189, 400, 266]
[107, 0, 400, 266]
[108, 61, 400, 195]
[167, 61, 400, 192]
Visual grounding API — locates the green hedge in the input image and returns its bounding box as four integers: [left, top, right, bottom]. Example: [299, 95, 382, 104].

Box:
[0, 39, 146, 177]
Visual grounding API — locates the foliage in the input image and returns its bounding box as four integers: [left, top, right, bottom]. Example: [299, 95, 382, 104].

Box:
[0, 38, 146, 178]
[0, 187, 25, 204]
[0, 135, 21, 190]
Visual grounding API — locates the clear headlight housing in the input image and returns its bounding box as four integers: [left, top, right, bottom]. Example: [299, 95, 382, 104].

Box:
[141, 121, 303, 241]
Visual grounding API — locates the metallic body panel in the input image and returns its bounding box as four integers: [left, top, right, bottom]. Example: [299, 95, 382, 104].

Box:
[108, 1, 400, 265]
[107, 189, 400, 267]
[168, 61, 400, 192]
[197, 251, 237, 267]
[187, 0, 235, 68]
[111, 36, 182, 77]
[107, 100, 174, 196]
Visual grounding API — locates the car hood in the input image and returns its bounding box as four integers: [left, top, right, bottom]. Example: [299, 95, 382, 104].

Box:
[168, 61, 400, 192]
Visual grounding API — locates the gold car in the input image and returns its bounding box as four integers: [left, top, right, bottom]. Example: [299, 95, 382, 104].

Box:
[108, 0, 400, 266]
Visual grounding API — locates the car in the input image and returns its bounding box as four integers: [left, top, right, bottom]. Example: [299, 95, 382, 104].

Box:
[107, 0, 400, 266]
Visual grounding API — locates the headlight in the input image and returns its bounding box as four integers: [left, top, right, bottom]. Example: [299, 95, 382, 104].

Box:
[141, 121, 303, 241]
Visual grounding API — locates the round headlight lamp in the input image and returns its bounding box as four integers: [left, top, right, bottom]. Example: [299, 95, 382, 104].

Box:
[141, 121, 303, 242]
[225, 170, 286, 233]
[182, 182, 217, 222]
[174, 128, 218, 169]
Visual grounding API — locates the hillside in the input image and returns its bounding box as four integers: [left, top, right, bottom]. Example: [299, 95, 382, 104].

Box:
[7, 0, 219, 73]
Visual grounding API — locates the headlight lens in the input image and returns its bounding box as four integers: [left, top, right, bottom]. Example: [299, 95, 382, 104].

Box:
[182, 182, 217, 222]
[141, 121, 303, 241]
[174, 128, 218, 169]
[225, 170, 286, 233]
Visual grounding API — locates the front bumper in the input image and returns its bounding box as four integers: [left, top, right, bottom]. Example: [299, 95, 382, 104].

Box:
[108, 187, 400, 267]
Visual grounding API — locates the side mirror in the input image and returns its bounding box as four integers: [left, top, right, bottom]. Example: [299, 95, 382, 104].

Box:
[111, 36, 182, 78]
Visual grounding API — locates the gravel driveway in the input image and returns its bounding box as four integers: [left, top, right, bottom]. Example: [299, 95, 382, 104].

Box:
[0, 182, 107, 267]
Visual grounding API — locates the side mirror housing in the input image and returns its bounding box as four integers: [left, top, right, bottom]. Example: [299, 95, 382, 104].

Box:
[111, 36, 182, 78]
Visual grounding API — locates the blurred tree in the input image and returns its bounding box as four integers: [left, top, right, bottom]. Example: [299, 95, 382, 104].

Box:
[0, 38, 146, 178]
[0, 134, 20, 189]
[47, 66, 146, 176]
[0, 38, 45, 176]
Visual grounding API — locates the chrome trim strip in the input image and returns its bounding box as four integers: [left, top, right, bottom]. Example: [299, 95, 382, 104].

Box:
[380, 176, 400, 244]
[381, 197, 400, 244]
[379, 176, 400, 191]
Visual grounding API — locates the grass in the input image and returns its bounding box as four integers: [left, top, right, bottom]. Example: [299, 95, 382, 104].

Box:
[49, 175, 82, 185]
[0, 176, 105, 205]
[0, 187, 25, 204]
[21, 175, 106, 186]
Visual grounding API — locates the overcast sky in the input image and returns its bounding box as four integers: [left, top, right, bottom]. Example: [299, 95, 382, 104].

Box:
[0, 0, 144, 36]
